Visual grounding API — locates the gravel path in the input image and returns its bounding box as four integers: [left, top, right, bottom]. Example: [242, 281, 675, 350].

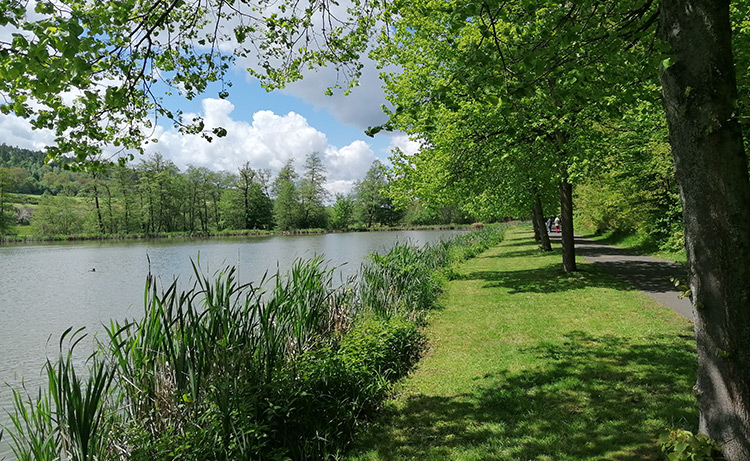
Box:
[551, 233, 693, 319]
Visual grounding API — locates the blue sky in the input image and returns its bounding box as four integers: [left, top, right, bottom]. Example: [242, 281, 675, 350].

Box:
[0, 48, 419, 195]
[160, 65, 394, 153]
[138, 60, 418, 194]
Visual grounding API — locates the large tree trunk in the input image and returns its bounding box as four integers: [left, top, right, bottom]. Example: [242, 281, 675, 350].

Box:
[558, 178, 576, 272]
[532, 194, 552, 251]
[547, 77, 577, 272]
[659, 1, 750, 458]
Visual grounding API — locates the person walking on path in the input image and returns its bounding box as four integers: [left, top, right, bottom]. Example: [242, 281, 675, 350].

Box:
[546, 217, 553, 233]
[554, 216, 561, 232]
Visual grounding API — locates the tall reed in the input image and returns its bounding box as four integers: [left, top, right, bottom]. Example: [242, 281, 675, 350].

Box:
[4, 385, 56, 461]
[105, 256, 353, 457]
[359, 225, 508, 319]
[4, 327, 116, 461]
[359, 243, 442, 318]
[47, 328, 115, 461]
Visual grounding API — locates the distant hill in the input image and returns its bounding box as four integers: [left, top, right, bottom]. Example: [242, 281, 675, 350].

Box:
[0, 144, 73, 195]
[0, 144, 47, 170]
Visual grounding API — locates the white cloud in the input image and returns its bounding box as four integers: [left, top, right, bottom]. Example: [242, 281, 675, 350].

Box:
[0, 113, 56, 151]
[325, 179, 358, 197]
[226, 1, 392, 134]
[325, 140, 376, 180]
[388, 134, 423, 157]
[146, 98, 376, 193]
[262, 59, 394, 132]
[0, 95, 377, 194]
[0, 95, 376, 193]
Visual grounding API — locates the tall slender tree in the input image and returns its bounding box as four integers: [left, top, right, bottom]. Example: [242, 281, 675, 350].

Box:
[298, 152, 329, 229]
[137, 153, 182, 233]
[112, 163, 142, 233]
[329, 193, 355, 230]
[272, 159, 301, 231]
[354, 160, 402, 227]
[233, 163, 274, 230]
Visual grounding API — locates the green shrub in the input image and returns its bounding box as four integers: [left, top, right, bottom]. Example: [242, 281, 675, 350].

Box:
[338, 314, 424, 381]
[660, 429, 722, 460]
[659, 227, 685, 252]
[266, 314, 423, 458]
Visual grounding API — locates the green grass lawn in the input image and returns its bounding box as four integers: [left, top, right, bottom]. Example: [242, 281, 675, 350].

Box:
[346, 225, 697, 460]
[14, 224, 33, 237]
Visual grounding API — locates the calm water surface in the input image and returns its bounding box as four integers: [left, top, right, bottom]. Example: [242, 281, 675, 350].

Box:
[0, 229, 465, 455]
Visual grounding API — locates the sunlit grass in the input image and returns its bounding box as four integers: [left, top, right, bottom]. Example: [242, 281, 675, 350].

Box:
[13, 225, 33, 237]
[347, 225, 697, 460]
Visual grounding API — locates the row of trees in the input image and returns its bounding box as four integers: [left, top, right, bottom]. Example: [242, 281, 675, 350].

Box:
[366, 3, 750, 458]
[1, 150, 473, 236]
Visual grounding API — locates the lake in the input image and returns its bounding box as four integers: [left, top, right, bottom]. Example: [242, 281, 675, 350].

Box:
[0, 229, 466, 456]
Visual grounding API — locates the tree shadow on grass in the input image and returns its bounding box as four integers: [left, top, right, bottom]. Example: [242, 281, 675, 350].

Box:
[472, 235, 689, 306]
[348, 332, 697, 460]
[453, 263, 631, 295]
[575, 232, 665, 258]
[488, 248, 560, 259]
[490, 239, 542, 249]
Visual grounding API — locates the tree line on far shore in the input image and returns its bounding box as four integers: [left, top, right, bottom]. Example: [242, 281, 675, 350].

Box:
[0, 144, 475, 237]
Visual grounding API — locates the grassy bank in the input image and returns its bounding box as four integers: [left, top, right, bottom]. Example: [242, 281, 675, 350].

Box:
[347, 225, 697, 460]
[1, 226, 508, 459]
[0, 224, 479, 244]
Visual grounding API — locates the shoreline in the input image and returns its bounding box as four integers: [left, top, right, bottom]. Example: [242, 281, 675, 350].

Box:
[0, 224, 482, 245]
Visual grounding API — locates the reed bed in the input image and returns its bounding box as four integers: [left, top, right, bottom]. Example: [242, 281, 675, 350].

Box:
[1, 225, 508, 460]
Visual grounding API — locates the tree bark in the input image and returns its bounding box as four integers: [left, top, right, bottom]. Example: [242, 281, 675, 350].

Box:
[659, 1, 750, 458]
[103, 183, 114, 234]
[92, 182, 104, 234]
[548, 78, 577, 272]
[532, 194, 552, 251]
[531, 206, 542, 242]
[558, 178, 576, 272]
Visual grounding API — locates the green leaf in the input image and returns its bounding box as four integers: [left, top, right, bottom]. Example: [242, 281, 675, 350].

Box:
[365, 125, 383, 137]
[661, 57, 675, 69]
